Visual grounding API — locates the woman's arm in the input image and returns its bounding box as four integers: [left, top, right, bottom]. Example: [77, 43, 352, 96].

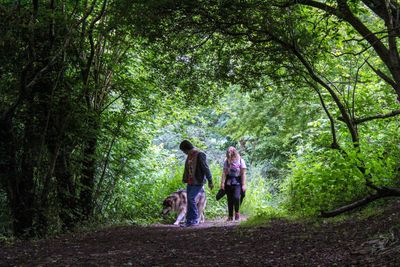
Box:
[240, 168, 246, 191]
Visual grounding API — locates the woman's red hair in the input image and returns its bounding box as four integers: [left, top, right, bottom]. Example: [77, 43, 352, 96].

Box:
[226, 146, 240, 164]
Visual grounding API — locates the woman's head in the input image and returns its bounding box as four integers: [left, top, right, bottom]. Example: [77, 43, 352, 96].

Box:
[226, 146, 240, 163]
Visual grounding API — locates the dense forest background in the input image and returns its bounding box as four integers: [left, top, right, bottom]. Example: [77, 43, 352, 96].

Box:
[1, 0, 400, 238]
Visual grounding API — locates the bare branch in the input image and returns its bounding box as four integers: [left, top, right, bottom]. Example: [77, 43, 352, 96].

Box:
[282, 0, 400, 97]
[354, 109, 400, 124]
[351, 58, 367, 120]
[188, 32, 215, 51]
[366, 60, 398, 91]
[310, 81, 341, 149]
[267, 32, 359, 145]
[382, 0, 400, 64]
[320, 190, 394, 218]
[321, 182, 400, 217]
[330, 44, 372, 57]
[278, 0, 338, 14]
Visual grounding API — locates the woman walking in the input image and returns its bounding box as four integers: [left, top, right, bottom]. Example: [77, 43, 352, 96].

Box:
[220, 147, 246, 221]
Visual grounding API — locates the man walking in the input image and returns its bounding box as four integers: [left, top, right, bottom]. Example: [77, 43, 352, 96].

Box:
[180, 140, 213, 227]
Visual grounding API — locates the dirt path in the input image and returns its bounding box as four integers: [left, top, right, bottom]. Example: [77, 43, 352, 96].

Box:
[152, 216, 247, 229]
[1, 204, 400, 266]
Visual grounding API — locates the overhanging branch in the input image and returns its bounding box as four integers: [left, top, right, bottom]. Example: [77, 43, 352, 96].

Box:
[366, 60, 398, 90]
[354, 109, 400, 124]
[321, 184, 400, 217]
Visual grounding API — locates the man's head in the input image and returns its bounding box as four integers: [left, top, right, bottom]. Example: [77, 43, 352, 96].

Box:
[179, 140, 194, 154]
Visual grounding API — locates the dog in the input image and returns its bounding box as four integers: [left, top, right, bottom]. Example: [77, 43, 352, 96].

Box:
[161, 188, 207, 225]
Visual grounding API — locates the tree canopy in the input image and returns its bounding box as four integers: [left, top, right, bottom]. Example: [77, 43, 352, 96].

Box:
[0, 0, 399, 238]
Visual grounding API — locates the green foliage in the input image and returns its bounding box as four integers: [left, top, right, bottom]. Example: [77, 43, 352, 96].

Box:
[281, 149, 366, 216]
[102, 148, 226, 224]
[240, 166, 274, 216]
[241, 206, 287, 227]
[220, 87, 321, 181]
[281, 135, 400, 216]
[1, 0, 400, 238]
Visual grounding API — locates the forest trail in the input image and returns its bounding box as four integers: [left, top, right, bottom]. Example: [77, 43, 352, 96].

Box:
[152, 215, 249, 229]
[1, 202, 400, 267]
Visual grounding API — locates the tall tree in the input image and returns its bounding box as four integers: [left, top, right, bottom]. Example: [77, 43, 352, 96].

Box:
[0, 0, 158, 236]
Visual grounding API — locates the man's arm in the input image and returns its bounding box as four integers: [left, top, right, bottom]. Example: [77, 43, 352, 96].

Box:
[198, 152, 213, 187]
[182, 158, 188, 183]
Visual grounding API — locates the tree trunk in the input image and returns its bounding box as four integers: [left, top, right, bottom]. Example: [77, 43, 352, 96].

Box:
[55, 148, 79, 230]
[79, 130, 98, 220]
[0, 116, 25, 236]
[13, 114, 37, 237]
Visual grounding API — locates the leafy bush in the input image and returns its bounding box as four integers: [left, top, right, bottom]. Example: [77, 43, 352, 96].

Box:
[241, 206, 287, 227]
[240, 165, 274, 216]
[281, 144, 400, 216]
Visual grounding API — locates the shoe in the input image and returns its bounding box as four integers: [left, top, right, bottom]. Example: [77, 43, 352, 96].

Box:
[180, 222, 199, 228]
[227, 216, 233, 221]
[235, 212, 240, 221]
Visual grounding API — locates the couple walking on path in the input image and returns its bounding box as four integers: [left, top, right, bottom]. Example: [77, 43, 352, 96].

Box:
[179, 140, 247, 227]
